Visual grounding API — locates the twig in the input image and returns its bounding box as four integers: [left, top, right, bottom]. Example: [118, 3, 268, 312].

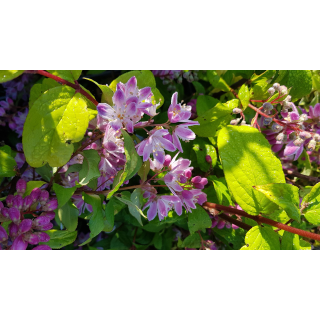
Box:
[216, 212, 251, 231]
[283, 168, 320, 183]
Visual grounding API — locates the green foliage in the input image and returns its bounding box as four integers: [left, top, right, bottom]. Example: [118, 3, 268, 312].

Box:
[23, 181, 46, 196]
[192, 137, 217, 172]
[41, 230, 77, 249]
[192, 100, 236, 138]
[29, 78, 60, 108]
[78, 150, 101, 185]
[241, 225, 280, 250]
[0, 70, 24, 83]
[57, 199, 79, 231]
[213, 227, 246, 249]
[207, 70, 231, 92]
[187, 204, 212, 234]
[218, 125, 285, 215]
[301, 182, 320, 225]
[83, 77, 114, 105]
[196, 95, 219, 114]
[0, 147, 17, 177]
[138, 161, 150, 183]
[47, 70, 82, 83]
[52, 183, 77, 209]
[238, 84, 250, 110]
[182, 233, 201, 248]
[254, 183, 301, 222]
[208, 175, 234, 206]
[22, 86, 97, 167]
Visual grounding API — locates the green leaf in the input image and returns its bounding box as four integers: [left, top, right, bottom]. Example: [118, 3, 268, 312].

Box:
[238, 84, 250, 110]
[57, 199, 79, 231]
[281, 231, 300, 250]
[103, 197, 121, 232]
[241, 225, 280, 250]
[65, 164, 82, 175]
[274, 70, 313, 102]
[47, 70, 82, 83]
[83, 77, 114, 106]
[153, 233, 163, 249]
[207, 70, 231, 92]
[298, 149, 312, 176]
[213, 228, 246, 250]
[299, 239, 311, 250]
[218, 125, 285, 215]
[301, 182, 320, 225]
[35, 164, 53, 182]
[22, 86, 96, 168]
[188, 204, 212, 234]
[0, 70, 24, 83]
[52, 183, 77, 209]
[0, 149, 17, 177]
[78, 149, 101, 185]
[41, 230, 77, 249]
[254, 183, 300, 222]
[208, 175, 234, 206]
[192, 137, 217, 172]
[115, 191, 146, 226]
[29, 78, 61, 108]
[110, 70, 164, 107]
[192, 100, 236, 138]
[302, 182, 320, 205]
[196, 95, 219, 114]
[192, 81, 206, 94]
[182, 233, 201, 248]
[138, 160, 150, 183]
[23, 181, 46, 196]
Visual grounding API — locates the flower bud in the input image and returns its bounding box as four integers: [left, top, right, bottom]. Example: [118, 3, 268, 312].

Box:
[23, 195, 33, 211]
[267, 87, 275, 96]
[263, 118, 273, 126]
[271, 123, 282, 133]
[232, 108, 242, 114]
[194, 183, 204, 189]
[205, 155, 212, 163]
[30, 188, 41, 203]
[11, 235, 28, 250]
[39, 190, 49, 205]
[299, 114, 308, 122]
[191, 176, 202, 184]
[273, 83, 280, 91]
[313, 133, 320, 141]
[200, 178, 208, 186]
[35, 232, 50, 242]
[2, 208, 10, 219]
[42, 199, 58, 211]
[32, 216, 50, 228]
[9, 222, 19, 240]
[16, 179, 27, 195]
[32, 245, 52, 250]
[0, 225, 8, 242]
[184, 169, 193, 179]
[299, 131, 311, 140]
[6, 194, 14, 208]
[18, 219, 32, 234]
[276, 132, 285, 141]
[12, 195, 24, 210]
[36, 223, 53, 231]
[283, 101, 292, 108]
[179, 176, 188, 184]
[279, 86, 288, 95]
[230, 119, 240, 125]
[8, 207, 21, 224]
[285, 95, 292, 102]
[163, 155, 172, 167]
[23, 232, 40, 245]
[240, 120, 247, 126]
[293, 138, 304, 146]
[41, 211, 55, 221]
[262, 102, 273, 111]
[307, 140, 317, 152]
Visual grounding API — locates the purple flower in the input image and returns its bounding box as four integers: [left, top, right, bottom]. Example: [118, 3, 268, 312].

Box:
[143, 195, 181, 221]
[172, 121, 199, 153]
[0, 225, 8, 242]
[11, 235, 28, 250]
[42, 199, 58, 211]
[16, 179, 27, 195]
[168, 92, 192, 123]
[308, 103, 320, 120]
[0, 107, 5, 117]
[136, 128, 176, 164]
[8, 207, 21, 224]
[32, 245, 52, 250]
[176, 189, 207, 213]
[9, 222, 19, 240]
[18, 219, 32, 234]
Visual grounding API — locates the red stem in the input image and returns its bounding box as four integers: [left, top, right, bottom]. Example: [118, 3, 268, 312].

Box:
[203, 202, 320, 242]
[36, 70, 99, 106]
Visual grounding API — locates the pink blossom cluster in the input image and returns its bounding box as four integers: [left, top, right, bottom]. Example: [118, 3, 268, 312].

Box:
[0, 179, 56, 250]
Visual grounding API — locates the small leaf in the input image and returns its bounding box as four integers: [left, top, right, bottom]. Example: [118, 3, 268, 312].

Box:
[281, 231, 300, 250]
[0, 149, 17, 177]
[103, 197, 120, 232]
[23, 181, 46, 196]
[182, 233, 201, 248]
[52, 183, 77, 209]
[78, 149, 101, 185]
[153, 233, 163, 249]
[238, 84, 250, 110]
[241, 225, 280, 250]
[192, 81, 206, 94]
[57, 199, 79, 231]
[83, 77, 114, 106]
[208, 175, 234, 206]
[0, 70, 24, 83]
[188, 204, 212, 234]
[138, 161, 150, 183]
[35, 164, 53, 182]
[196, 95, 219, 114]
[254, 183, 300, 222]
[207, 70, 231, 92]
[47, 70, 82, 83]
[192, 137, 217, 172]
[41, 230, 77, 249]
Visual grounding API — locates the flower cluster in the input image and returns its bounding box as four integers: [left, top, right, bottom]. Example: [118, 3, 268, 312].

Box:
[152, 70, 199, 91]
[0, 179, 56, 250]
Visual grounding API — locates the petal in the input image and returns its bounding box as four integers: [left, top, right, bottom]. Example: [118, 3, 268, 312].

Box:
[154, 150, 165, 164]
[97, 103, 115, 120]
[174, 200, 182, 216]
[157, 199, 167, 218]
[137, 102, 153, 110]
[271, 144, 283, 153]
[126, 96, 138, 105]
[313, 103, 320, 117]
[158, 136, 176, 152]
[126, 77, 137, 95]
[175, 126, 196, 140]
[309, 106, 315, 118]
[294, 145, 304, 161]
[113, 89, 126, 106]
[125, 120, 134, 133]
[147, 201, 158, 221]
[289, 112, 300, 121]
[139, 87, 152, 101]
[283, 141, 299, 156]
[136, 139, 147, 156]
[110, 118, 122, 131]
[126, 102, 137, 117]
[171, 92, 178, 106]
[143, 139, 153, 162]
[172, 133, 183, 153]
